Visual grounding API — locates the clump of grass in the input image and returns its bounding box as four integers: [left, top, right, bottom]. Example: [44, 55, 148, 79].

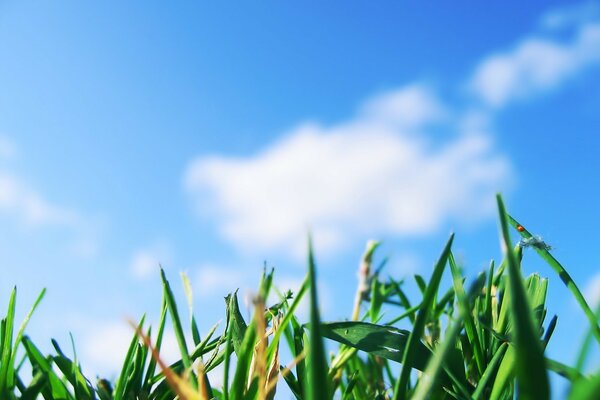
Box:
[1, 194, 599, 399]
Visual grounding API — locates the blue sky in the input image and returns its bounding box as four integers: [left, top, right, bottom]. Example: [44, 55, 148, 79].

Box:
[1, 0, 600, 394]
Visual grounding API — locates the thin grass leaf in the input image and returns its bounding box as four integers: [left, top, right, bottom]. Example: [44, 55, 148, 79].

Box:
[508, 215, 600, 344]
[223, 313, 233, 400]
[575, 304, 600, 373]
[489, 345, 515, 400]
[497, 194, 549, 400]
[181, 272, 202, 346]
[143, 296, 168, 391]
[472, 343, 509, 400]
[411, 316, 463, 400]
[0, 287, 17, 397]
[21, 335, 73, 400]
[160, 268, 197, 389]
[267, 276, 308, 362]
[51, 338, 95, 400]
[392, 233, 454, 400]
[449, 252, 484, 376]
[306, 236, 330, 400]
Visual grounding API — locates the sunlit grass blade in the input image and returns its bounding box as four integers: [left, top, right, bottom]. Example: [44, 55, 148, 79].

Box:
[181, 272, 202, 346]
[21, 335, 73, 400]
[143, 295, 167, 391]
[129, 320, 206, 400]
[392, 233, 454, 400]
[160, 267, 197, 389]
[0, 287, 17, 397]
[114, 314, 146, 400]
[508, 214, 600, 344]
[51, 338, 95, 400]
[8, 288, 46, 393]
[497, 194, 549, 400]
[307, 236, 330, 400]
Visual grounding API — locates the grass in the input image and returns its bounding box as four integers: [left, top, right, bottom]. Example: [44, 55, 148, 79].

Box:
[1, 194, 599, 399]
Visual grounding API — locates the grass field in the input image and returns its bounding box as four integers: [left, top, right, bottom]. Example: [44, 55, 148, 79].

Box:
[1, 195, 599, 399]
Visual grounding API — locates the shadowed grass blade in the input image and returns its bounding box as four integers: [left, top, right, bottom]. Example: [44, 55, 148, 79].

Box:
[307, 236, 330, 400]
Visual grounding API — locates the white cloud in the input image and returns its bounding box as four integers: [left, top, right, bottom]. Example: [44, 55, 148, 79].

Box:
[584, 272, 600, 308]
[0, 172, 78, 226]
[359, 84, 446, 129]
[470, 18, 600, 108]
[130, 244, 170, 280]
[185, 85, 511, 258]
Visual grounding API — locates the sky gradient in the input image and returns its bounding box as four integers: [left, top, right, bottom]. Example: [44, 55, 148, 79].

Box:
[1, 1, 600, 395]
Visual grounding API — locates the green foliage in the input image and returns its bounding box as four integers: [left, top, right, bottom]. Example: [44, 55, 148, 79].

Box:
[0, 195, 599, 399]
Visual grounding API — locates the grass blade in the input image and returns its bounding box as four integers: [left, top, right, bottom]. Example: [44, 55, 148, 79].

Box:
[307, 236, 330, 400]
[497, 194, 549, 400]
[392, 233, 454, 400]
[508, 214, 600, 344]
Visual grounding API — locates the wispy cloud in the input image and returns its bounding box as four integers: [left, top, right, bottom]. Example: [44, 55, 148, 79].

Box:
[470, 7, 600, 108]
[185, 85, 510, 258]
[130, 243, 171, 280]
[0, 171, 79, 227]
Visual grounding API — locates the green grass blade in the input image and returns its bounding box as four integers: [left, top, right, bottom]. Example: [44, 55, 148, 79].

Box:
[449, 253, 484, 376]
[114, 314, 146, 400]
[160, 268, 196, 389]
[143, 296, 168, 391]
[22, 335, 73, 400]
[7, 288, 46, 391]
[498, 194, 549, 400]
[225, 290, 248, 356]
[267, 276, 309, 361]
[392, 233, 454, 400]
[321, 321, 431, 371]
[411, 315, 463, 400]
[489, 344, 515, 400]
[51, 338, 95, 400]
[508, 214, 600, 344]
[181, 272, 202, 345]
[568, 369, 600, 400]
[0, 287, 17, 396]
[472, 342, 509, 400]
[575, 304, 600, 373]
[307, 236, 330, 400]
